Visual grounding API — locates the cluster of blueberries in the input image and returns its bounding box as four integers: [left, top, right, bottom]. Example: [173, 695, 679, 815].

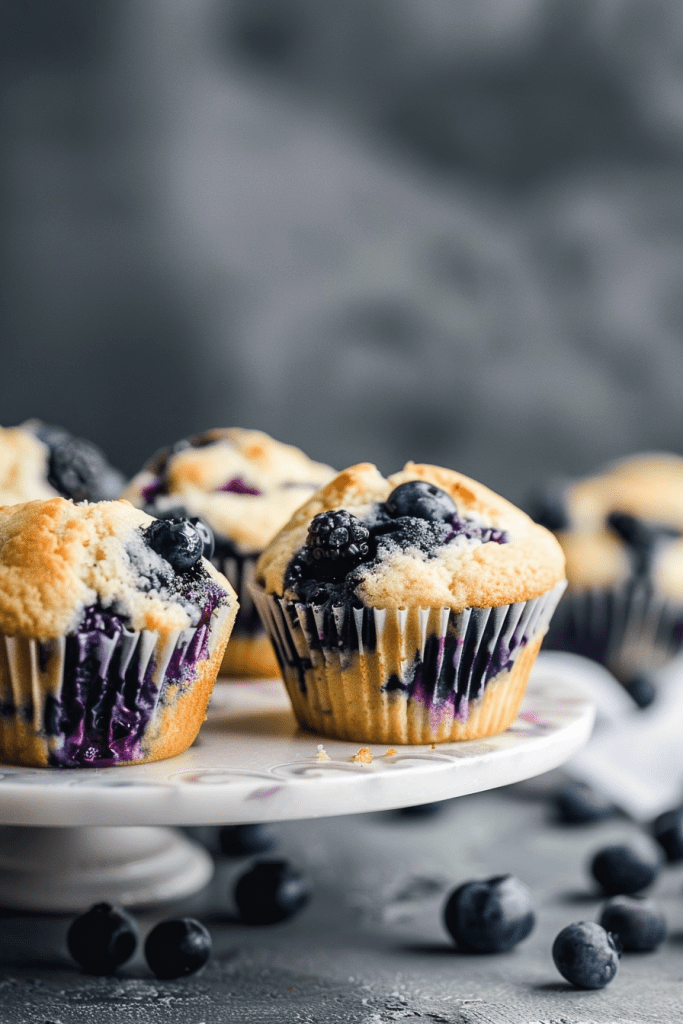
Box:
[66, 795, 683, 990]
[286, 480, 508, 605]
[402, 781, 681, 991]
[67, 824, 309, 979]
[449, 861, 665, 991]
[459, 780, 683, 990]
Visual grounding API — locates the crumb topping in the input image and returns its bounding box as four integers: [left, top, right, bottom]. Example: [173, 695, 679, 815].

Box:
[0, 498, 235, 640]
[257, 463, 565, 611]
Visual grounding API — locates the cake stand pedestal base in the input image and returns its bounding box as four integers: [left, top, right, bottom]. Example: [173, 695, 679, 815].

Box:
[0, 826, 213, 912]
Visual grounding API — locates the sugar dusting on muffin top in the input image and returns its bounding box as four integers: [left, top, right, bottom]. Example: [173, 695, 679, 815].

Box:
[122, 428, 335, 553]
[0, 498, 235, 640]
[256, 463, 565, 611]
[549, 453, 683, 597]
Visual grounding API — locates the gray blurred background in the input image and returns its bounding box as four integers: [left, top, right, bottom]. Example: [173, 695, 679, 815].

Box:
[2, 0, 683, 505]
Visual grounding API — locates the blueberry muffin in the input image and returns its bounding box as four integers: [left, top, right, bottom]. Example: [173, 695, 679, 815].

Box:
[122, 428, 334, 678]
[0, 420, 125, 506]
[534, 453, 683, 706]
[252, 463, 566, 744]
[0, 498, 237, 767]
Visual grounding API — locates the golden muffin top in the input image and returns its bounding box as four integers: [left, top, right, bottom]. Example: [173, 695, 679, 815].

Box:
[0, 498, 236, 640]
[256, 462, 565, 612]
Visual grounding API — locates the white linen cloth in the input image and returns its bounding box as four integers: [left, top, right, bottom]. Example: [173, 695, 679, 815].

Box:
[537, 650, 683, 821]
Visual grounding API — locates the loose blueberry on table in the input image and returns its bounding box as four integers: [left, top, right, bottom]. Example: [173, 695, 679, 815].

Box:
[219, 823, 277, 856]
[67, 902, 139, 975]
[652, 805, 683, 862]
[234, 860, 310, 926]
[442, 875, 535, 953]
[552, 921, 620, 989]
[599, 895, 667, 952]
[590, 839, 662, 895]
[144, 917, 212, 980]
[554, 780, 618, 825]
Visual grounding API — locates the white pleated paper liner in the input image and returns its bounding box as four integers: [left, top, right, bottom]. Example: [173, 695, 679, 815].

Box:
[0, 606, 231, 768]
[213, 550, 281, 677]
[249, 580, 566, 743]
[212, 550, 261, 637]
[544, 581, 683, 691]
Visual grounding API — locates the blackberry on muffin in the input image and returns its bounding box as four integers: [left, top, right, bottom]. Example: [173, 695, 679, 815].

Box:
[123, 428, 334, 678]
[253, 463, 565, 744]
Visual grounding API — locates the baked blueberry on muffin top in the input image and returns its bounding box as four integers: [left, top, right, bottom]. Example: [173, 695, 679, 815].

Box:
[254, 463, 565, 744]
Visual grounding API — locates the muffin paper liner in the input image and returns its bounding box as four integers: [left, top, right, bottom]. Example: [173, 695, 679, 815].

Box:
[214, 551, 280, 677]
[214, 552, 260, 635]
[249, 580, 566, 744]
[0, 605, 232, 768]
[544, 581, 683, 686]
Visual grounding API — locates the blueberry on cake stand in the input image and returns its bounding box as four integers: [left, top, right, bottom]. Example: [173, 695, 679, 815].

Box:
[0, 653, 594, 911]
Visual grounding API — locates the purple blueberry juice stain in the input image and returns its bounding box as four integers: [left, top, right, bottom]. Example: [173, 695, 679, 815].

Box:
[141, 477, 167, 504]
[379, 608, 532, 724]
[35, 583, 226, 768]
[444, 515, 509, 546]
[456, 694, 469, 724]
[247, 785, 283, 800]
[217, 476, 262, 496]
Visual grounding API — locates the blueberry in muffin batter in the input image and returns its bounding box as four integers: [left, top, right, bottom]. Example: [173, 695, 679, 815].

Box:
[254, 463, 565, 744]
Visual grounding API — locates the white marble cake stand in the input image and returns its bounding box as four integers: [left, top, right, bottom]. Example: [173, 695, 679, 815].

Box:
[0, 653, 594, 911]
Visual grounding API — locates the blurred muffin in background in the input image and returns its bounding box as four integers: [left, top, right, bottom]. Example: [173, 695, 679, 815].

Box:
[123, 428, 334, 678]
[534, 453, 683, 706]
[0, 421, 125, 506]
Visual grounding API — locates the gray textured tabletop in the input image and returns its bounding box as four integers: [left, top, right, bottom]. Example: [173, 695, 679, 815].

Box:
[0, 777, 681, 1024]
